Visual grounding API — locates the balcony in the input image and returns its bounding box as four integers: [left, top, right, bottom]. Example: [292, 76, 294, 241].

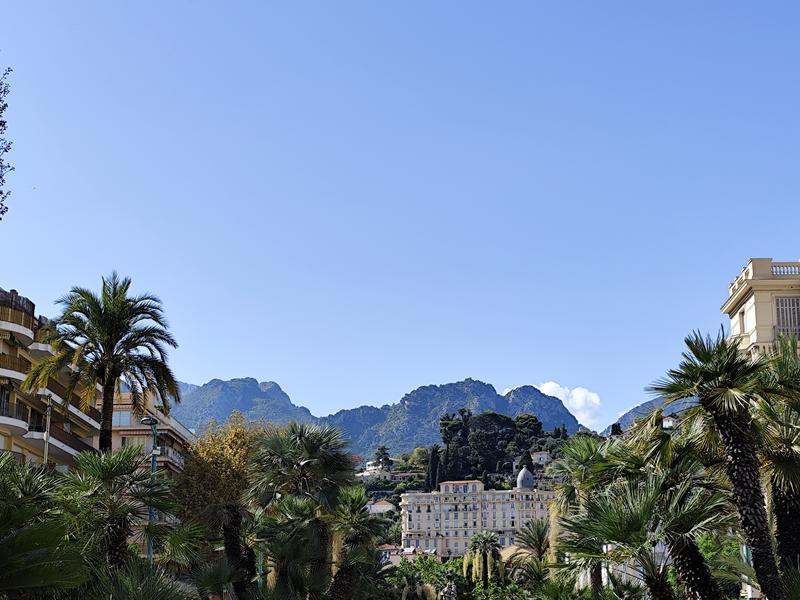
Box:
[28, 323, 55, 358]
[0, 354, 31, 382]
[41, 378, 102, 425]
[24, 423, 96, 460]
[150, 444, 186, 469]
[0, 308, 36, 345]
[0, 400, 29, 434]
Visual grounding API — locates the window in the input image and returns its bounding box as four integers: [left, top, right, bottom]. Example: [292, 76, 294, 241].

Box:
[112, 410, 131, 426]
[776, 298, 800, 336]
[0, 386, 9, 413]
[739, 310, 746, 334]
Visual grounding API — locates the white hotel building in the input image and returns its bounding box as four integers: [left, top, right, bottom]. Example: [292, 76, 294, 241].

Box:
[400, 467, 555, 557]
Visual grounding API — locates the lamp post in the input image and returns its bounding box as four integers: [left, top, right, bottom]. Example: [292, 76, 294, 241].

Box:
[42, 394, 53, 466]
[140, 415, 158, 564]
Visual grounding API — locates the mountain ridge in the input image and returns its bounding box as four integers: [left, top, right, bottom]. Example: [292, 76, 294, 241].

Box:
[172, 377, 583, 457]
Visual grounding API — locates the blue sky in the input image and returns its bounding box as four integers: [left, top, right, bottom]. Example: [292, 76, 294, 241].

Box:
[3, 3, 799, 428]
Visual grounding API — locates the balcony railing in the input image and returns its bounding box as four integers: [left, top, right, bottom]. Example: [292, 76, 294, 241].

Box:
[28, 423, 95, 454]
[0, 354, 31, 375]
[0, 400, 29, 422]
[0, 306, 37, 332]
[0, 289, 35, 316]
[772, 263, 800, 277]
[45, 378, 102, 423]
[776, 325, 800, 338]
[157, 445, 185, 467]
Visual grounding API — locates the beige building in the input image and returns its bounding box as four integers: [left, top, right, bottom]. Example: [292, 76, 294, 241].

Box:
[722, 258, 800, 600]
[722, 258, 800, 357]
[400, 467, 555, 557]
[111, 391, 196, 477]
[0, 288, 100, 470]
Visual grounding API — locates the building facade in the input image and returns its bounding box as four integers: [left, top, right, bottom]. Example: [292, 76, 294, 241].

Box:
[721, 258, 800, 600]
[0, 288, 100, 470]
[722, 258, 800, 357]
[111, 391, 196, 477]
[400, 467, 555, 557]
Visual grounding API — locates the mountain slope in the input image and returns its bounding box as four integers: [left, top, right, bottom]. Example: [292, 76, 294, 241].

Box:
[340, 379, 581, 457]
[600, 396, 698, 436]
[171, 378, 317, 430]
[172, 377, 583, 457]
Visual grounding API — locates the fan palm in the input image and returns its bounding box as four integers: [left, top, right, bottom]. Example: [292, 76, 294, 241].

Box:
[650, 330, 792, 600]
[326, 486, 390, 600]
[22, 272, 180, 451]
[57, 445, 174, 569]
[618, 411, 733, 600]
[249, 422, 355, 594]
[256, 495, 330, 600]
[463, 531, 503, 586]
[560, 479, 675, 600]
[548, 435, 604, 597]
[399, 571, 437, 600]
[0, 454, 86, 597]
[83, 557, 196, 600]
[249, 422, 354, 510]
[756, 335, 800, 572]
[510, 518, 550, 589]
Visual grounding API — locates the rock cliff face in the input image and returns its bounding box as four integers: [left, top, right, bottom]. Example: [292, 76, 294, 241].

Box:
[172, 377, 583, 456]
[171, 378, 317, 429]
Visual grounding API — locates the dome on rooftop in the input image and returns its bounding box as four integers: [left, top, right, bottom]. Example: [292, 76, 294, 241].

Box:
[516, 466, 535, 490]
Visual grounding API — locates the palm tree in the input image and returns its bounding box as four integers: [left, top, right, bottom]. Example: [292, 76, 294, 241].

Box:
[249, 421, 355, 594]
[22, 272, 180, 451]
[560, 479, 676, 600]
[463, 531, 503, 586]
[510, 518, 550, 589]
[651, 330, 794, 600]
[515, 518, 550, 561]
[548, 435, 604, 597]
[756, 335, 800, 572]
[753, 399, 800, 573]
[256, 495, 331, 599]
[249, 422, 355, 510]
[0, 454, 87, 595]
[398, 571, 437, 600]
[84, 557, 197, 600]
[58, 445, 173, 569]
[433, 567, 460, 600]
[617, 411, 734, 600]
[326, 486, 389, 600]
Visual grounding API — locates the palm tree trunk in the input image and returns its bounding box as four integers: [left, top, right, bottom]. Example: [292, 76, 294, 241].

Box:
[773, 483, 800, 572]
[590, 563, 603, 598]
[104, 516, 130, 569]
[668, 537, 725, 600]
[643, 574, 678, 600]
[713, 409, 786, 600]
[325, 548, 356, 600]
[222, 504, 248, 600]
[99, 380, 115, 452]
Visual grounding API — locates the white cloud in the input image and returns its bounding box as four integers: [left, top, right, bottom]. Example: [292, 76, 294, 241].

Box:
[536, 381, 602, 428]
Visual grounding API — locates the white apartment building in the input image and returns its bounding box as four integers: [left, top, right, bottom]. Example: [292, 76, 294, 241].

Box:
[722, 258, 800, 357]
[400, 467, 555, 557]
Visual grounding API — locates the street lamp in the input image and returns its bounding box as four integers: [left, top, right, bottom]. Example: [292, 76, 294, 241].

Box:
[140, 415, 158, 564]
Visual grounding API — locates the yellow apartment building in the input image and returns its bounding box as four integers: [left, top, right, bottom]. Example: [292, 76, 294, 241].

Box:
[722, 258, 800, 357]
[111, 391, 196, 477]
[0, 288, 100, 470]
